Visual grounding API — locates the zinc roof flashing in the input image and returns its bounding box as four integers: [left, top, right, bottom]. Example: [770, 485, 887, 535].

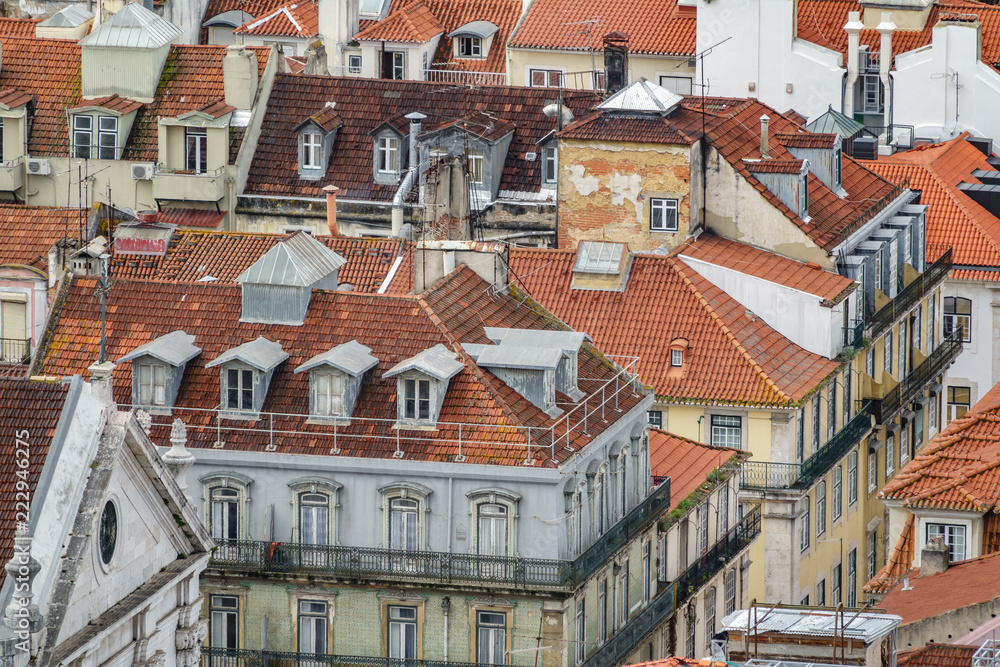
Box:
[116, 330, 201, 366]
[236, 231, 346, 288]
[294, 340, 379, 376]
[206, 336, 288, 372]
[79, 2, 183, 49]
[383, 343, 464, 381]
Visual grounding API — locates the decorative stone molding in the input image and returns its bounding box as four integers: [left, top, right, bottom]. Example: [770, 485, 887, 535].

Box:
[135, 409, 152, 435]
[175, 618, 208, 667]
[162, 418, 195, 493]
[4, 523, 41, 635]
[470, 595, 514, 608]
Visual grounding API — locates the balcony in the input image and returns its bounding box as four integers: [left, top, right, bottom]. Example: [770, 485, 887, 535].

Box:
[740, 403, 874, 491]
[0, 337, 30, 365]
[0, 157, 24, 192]
[201, 648, 493, 667]
[153, 164, 226, 203]
[872, 333, 963, 425]
[210, 540, 573, 591]
[674, 505, 761, 603]
[423, 69, 508, 86]
[869, 247, 952, 338]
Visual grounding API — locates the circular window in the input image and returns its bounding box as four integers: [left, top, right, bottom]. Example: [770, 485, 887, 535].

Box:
[99, 501, 118, 565]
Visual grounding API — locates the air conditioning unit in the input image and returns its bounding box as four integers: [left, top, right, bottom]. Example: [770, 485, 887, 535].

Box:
[26, 158, 51, 175]
[131, 163, 155, 180]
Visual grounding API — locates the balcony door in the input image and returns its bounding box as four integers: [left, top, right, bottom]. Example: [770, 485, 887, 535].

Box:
[299, 493, 330, 567]
[477, 503, 509, 580]
[387, 606, 417, 659]
[185, 127, 208, 174]
[389, 497, 419, 572]
[211, 487, 239, 560]
[298, 600, 328, 659]
[0, 298, 26, 362]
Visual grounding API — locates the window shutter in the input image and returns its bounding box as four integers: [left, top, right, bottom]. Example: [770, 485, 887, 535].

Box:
[1, 299, 25, 341]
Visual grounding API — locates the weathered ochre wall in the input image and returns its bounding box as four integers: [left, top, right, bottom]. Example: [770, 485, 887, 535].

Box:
[557, 138, 692, 252]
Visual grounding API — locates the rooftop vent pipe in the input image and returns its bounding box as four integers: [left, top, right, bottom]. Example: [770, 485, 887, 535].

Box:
[543, 103, 574, 129]
[760, 115, 769, 159]
[391, 111, 426, 237]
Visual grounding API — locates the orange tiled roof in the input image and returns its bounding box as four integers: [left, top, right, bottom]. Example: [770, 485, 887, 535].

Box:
[37, 266, 645, 463]
[865, 513, 915, 594]
[509, 0, 696, 56]
[509, 247, 840, 407]
[154, 208, 226, 229]
[879, 552, 1000, 624]
[675, 233, 856, 304]
[109, 230, 407, 293]
[650, 429, 745, 510]
[0, 205, 88, 270]
[200, 0, 290, 41]
[898, 644, 978, 667]
[0, 88, 33, 109]
[354, 0, 444, 42]
[880, 381, 1000, 511]
[234, 2, 319, 37]
[557, 114, 696, 144]
[70, 94, 143, 115]
[864, 135, 1000, 278]
[0, 17, 40, 37]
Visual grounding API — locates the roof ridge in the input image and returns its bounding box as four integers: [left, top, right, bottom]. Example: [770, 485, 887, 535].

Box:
[666, 256, 791, 404]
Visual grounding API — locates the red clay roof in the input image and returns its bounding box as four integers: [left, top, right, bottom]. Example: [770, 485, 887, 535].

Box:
[245, 75, 599, 200]
[865, 513, 915, 594]
[0, 18, 40, 37]
[650, 429, 744, 510]
[154, 208, 226, 229]
[509, 247, 840, 407]
[864, 135, 1000, 278]
[776, 132, 837, 149]
[413, 0, 519, 74]
[879, 552, 1000, 624]
[557, 114, 696, 144]
[354, 1, 445, 42]
[70, 94, 143, 115]
[0, 88, 33, 109]
[880, 382, 1000, 511]
[509, 0, 697, 56]
[0, 378, 66, 564]
[898, 644, 978, 667]
[745, 158, 805, 175]
[234, 2, 319, 37]
[675, 233, 856, 304]
[201, 0, 290, 42]
[0, 205, 88, 270]
[37, 266, 644, 464]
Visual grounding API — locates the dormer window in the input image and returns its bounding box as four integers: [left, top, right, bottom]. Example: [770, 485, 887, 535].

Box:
[72, 115, 92, 158]
[457, 36, 481, 57]
[295, 340, 378, 423]
[207, 336, 289, 419]
[138, 363, 166, 405]
[301, 132, 322, 170]
[294, 105, 342, 180]
[482, 327, 587, 401]
[404, 377, 431, 420]
[464, 341, 563, 417]
[117, 330, 202, 413]
[833, 145, 842, 190]
[667, 338, 688, 379]
[226, 368, 254, 410]
[378, 136, 400, 174]
[468, 149, 484, 185]
[384, 344, 464, 428]
[449, 21, 498, 60]
[800, 170, 810, 219]
[671, 349, 683, 367]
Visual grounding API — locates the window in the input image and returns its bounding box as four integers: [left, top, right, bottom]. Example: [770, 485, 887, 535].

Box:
[389, 497, 419, 551]
[847, 548, 857, 607]
[0, 118, 4, 163]
[99, 501, 118, 565]
[943, 296, 972, 343]
[832, 563, 842, 606]
[185, 127, 208, 174]
[815, 578, 826, 606]
[801, 503, 810, 552]
[698, 501, 709, 554]
[642, 540, 651, 603]
[685, 614, 696, 659]
[137, 363, 166, 406]
[926, 523, 967, 562]
[929, 294, 936, 349]
[889, 236, 899, 295]
[301, 132, 323, 170]
[710, 415, 741, 449]
[210, 595, 239, 649]
[299, 493, 329, 545]
[594, 469, 606, 535]
[868, 451, 877, 493]
[913, 308, 922, 353]
[404, 378, 431, 421]
[73, 115, 93, 158]
[575, 601, 585, 664]
[617, 559, 629, 627]
[650, 198, 679, 232]
[468, 149, 484, 185]
[848, 451, 858, 506]
[719, 487, 729, 534]
[827, 383, 836, 440]
[387, 606, 417, 659]
[348, 54, 362, 74]
[457, 36, 482, 57]
[832, 466, 842, 522]
[617, 451, 628, 518]
[796, 407, 805, 462]
[211, 487, 239, 541]
[670, 349, 683, 367]
[477, 503, 508, 557]
[800, 595, 810, 606]
[843, 371, 852, 424]
[679, 519, 689, 569]
[598, 579, 608, 643]
[886, 434, 895, 477]
[914, 404, 923, 451]
[225, 368, 254, 411]
[833, 145, 842, 189]
[383, 51, 405, 79]
[947, 386, 971, 422]
[657, 75, 693, 95]
[812, 395, 821, 450]
[884, 331, 893, 377]
[315, 372, 345, 417]
[529, 68, 563, 87]
[543, 145, 557, 184]
[929, 392, 939, 434]
[298, 600, 328, 655]
[705, 587, 717, 644]
[98, 116, 117, 160]
[899, 319, 907, 378]
[866, 335, 876, 378]
[647, 410, 662, 428]
[867, 531, 878, 580]
[377, 136, 400, 174]
[725, 569, 737, 615]
[816, 482, 826, 536]
[591, 70, 605, 90]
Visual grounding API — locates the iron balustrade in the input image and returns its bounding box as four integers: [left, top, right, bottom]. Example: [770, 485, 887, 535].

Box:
[211, 540, 574, 589]
[873, 333, 963, 425]
[579, 582, 677, 667]
[797, 401, 873, 489]
[201, 648, 493, 667]
[422, 69, 508, 86]
[674, 505, 761, 603]
[0, 337, 30, 364]
[869, 247, 952, 338]
[739, 461, 801, 491]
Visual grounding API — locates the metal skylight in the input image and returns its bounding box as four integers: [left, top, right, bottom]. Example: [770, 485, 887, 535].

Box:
[573, 241, 626, 274]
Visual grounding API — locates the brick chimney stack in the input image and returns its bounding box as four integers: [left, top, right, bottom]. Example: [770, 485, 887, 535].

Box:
[324, 185, 341, 235]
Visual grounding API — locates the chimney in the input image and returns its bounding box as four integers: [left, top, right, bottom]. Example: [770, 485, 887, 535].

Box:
[391, 112, 425, 238]
[323, 185, 341, 235]
[760, 115, 770, 158]
[920, 535, 950, 576]
[223, 45, 258, 110]
[603, 32, 629, 95]
[877, 12, 895, 145]
[88, 360, 116, 409]
[844, 12, 863, 116]
[406, 111, 425, 171]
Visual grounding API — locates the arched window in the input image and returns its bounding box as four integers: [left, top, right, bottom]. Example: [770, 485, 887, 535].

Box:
[390, 498, 419, 552]
[618, 449, 629, 518]
[201, 473, 252, 553]
[467, 488, 520, 558]
[300, 493, 330, 546]
[212, 487, 239, 541]
[593, 466, 607, 536]
[943, 296, 972, 343]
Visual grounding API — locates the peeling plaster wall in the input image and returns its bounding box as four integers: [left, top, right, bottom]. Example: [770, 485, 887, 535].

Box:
[556, 138, 693, 252]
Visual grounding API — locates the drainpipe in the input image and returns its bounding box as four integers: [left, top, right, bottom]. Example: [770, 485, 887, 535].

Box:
[391, 111, 426, 237]
[844, 11, 863, 117]
[878, 12, 896, 144]
[760, 115, 769, 158]
[442, 596, 451, 662]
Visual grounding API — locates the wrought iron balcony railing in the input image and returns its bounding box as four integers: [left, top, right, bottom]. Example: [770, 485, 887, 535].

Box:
[739, 461, 801, 491]
[674, 505, 761, 603]
[869, 247, 952, 338]
[579, 581, 676, 667]
[211, 540, 573, 590]
[0, 337, 30, 364]
[201, 647, 492, 667]
[873, 333, 963, 425]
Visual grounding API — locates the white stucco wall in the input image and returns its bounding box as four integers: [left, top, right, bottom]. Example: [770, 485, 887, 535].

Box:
[941, 279, 999, 410]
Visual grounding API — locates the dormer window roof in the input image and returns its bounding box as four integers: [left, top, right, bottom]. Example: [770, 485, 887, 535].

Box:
[117, 330, 201, 412]
[484, 327, 587, 400]
[448, 20, 499, 40]
[207, 336, 288, 417]
[464, 342, 564, 416]
[384, 344, 463, 428]
[0, 89, 35, 112]
[383, 343, 464, 381]
[294, 104, 342, 180]
[295, 340, 378, 422]
[295, 339, 379, 376]
[118, 330, 201, 367]
[597, 80, 682, 115]
[207, 336, 288, 373]
[574, 241, 626, 274]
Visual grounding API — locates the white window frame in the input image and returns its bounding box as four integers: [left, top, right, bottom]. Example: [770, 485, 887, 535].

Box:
[650, 198, 679, 232]
[402, 376, 432, 423]
[201, 473, 252, 546]
[886, 434, 895, 477]
[657, 75, 693, 95]
[801, 503, 810, 552]
[224, 365, 256, 412]
[943, 296, 972, 343]
[380, 482, 431, 552]
[468, 148, 484, 185]
[848, 451, 858, 506]
[925, 522, 969, 563]
[670, 349, 683, 367]
[209, 594, 240, 650]
[377, 135, 400, 174]
[185, 126, 208, 174]
[815, 482, 826, 537]
[832, 466, 842, 522]
[528, 68, 564, 88]
[543, 145, 557, 184]
[725, 568, 737, 615]
[73, 115, 93, 159]
[297, 599, 329, 655]
[313, 370, 346, 418]
[868, 450, 877, 493]
[137, 362, 167, 406]
[710, 414, 741, 449]
[98, 115, 118, 160]
[348, 54, 362, 74]
[457, 35, 482, 57]
[301, 131, 323, 170]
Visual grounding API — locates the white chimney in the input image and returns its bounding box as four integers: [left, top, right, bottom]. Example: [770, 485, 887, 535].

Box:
[877, 12, 896, 143]
[760, 115, 770, 158]
[844, 11, 864, 117]
[318, 0, 359, 72]
[223, 45, 258, 110]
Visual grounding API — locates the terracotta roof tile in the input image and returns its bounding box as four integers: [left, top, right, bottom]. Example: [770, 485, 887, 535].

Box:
[0, 88, 33, 109]
[0, 18, 41, 37]
[244, 75, 599, 200]
[509, 0, 696, 56]
[558, 113, 696, 144]
[898, 644, 978, 667]
[649, 429, 745, 510]
[744, 158, 805, 174]
[36, 267, 644, 464]
[675, 233, 856, 304]
[423, 110, 516, 142]
[0, 205, 88, 269]
[880, 552, 1000, 624]
[355, 0, 444, 42]
[509, 247, 839, 406]
[865, 513, 915, 594]
[412, 0, 519, 74]
[154, 208, 226, 229]
[234, 1, 319, 37]
[200, 0, 291, 42]
[775, 132, 838, 149]
[70, 94, 143, 115]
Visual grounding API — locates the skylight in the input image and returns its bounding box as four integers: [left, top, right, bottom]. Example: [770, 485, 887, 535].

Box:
[574, 241, 626, 274]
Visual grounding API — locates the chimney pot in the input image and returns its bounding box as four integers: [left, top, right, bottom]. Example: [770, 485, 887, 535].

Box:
[88, 361, 117, 409]
[920, 535, 951, 576]
[760, 115, 770, 159]
[323, 185, 341, 235]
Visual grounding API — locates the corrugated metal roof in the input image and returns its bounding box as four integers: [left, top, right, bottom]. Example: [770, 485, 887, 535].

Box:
[203, 9, 255, 27]
[117, 330, 201, 366]
[806, 106, 864, 137]
[206, 336, 288, 372]
[39, 5, 93, 28]
[79, 3, 183, 49]
[294, 340, 379, 376]
[236, 232, 346, 287]
[448, 20, 499, 38]
[484, 327, 587, 353]
[472, 343, 562, 371]
[383, 343, 464, 381]
[721, 609, 901, 644]
[597, 79, 682, 114]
